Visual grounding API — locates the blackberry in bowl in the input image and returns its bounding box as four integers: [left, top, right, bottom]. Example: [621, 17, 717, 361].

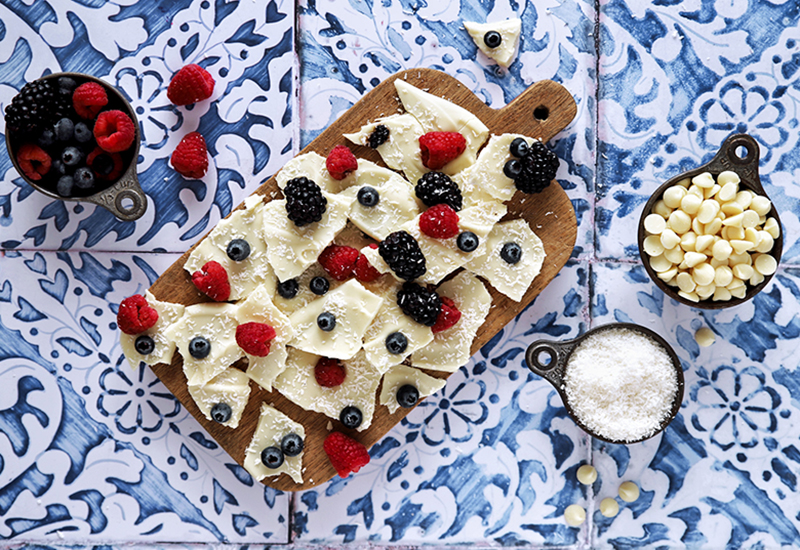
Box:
[5, 72, 147, 221]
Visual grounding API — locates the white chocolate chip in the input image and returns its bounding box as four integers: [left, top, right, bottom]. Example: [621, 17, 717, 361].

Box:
[680, 193, 703, 215]
[732, 263, 754, 280]
[683, 251, 707, 268]
[664, 246, 684, 264]
[764, 217, 780, 239]
[653, 200, 672, 218]
[750, 195, 771, 216]
[668, 210, 692, 234]
[678, 290, 700, 302]
[714, 265, 733, 287]
[643, 235, 666, 256]
[713, 286, 732, 301]
[692, 263, 715, 286]
[680, 231, 697, 252]
[619, 481, 640, 502]
[660, 229, 681, 250]
[599, 498, 619, 518]
[644, 213, 667, 234]
[564, 504, 586, 526]
[697, 200, 720, 224]
[649, 254, 674, 273]
[663, 186, 686, 208]
[692, 172, 715, 188]
[676, 272, 696, 293]
[717, 171, 740, 186]
[694, 234, 715, 253]
[754, 253, 777, 276]
[718, 181, 738, 202]
[658, 266, 678, 282]
[576, 464, 597, 485]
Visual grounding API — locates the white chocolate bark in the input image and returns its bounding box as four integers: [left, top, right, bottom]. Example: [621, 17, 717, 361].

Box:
[344, 114, 427, 184]
[244, 403, 305, 484]
[270, 263, 344, 317]
[464, 19, 522, 68]
[184, 196, 274, 302]
[465, 219, 546, 302]
[261, 191, 354, 281]
[236, 284, 294, 391]
[276, 152, 340, 193]
[379, 365, 446, 414]
[394, 80, 489, 175]
[362, 282, 434, 373]
[288, 279, 384, 360]
[273, 348, 381, 431]
[412, 271, 492, 372]
[120, 291, 185, 368]
[340, 172, 420, 241]
[164, 303, 243, 386]
[187, 367, 251, 429]
[456, 134, 533, 205]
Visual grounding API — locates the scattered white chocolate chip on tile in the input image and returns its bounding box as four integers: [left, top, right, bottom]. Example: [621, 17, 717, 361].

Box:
[618, 481, 640, 502]
[599, 497, 619, 518]
[564, 504, 586, 526]
[576, 464, 597, 485]
[695, 327, 715, 347]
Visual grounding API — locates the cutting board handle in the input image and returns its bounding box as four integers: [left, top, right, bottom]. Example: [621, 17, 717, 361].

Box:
[500, 80, 577, 143]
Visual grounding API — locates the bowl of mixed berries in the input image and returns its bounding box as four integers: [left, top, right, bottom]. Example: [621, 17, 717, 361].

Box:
[4, 72, 146, 220]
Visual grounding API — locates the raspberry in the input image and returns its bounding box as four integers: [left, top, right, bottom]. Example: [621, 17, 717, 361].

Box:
[367, 124, 390, 148]
[397, 282, 441, 327]
[191, 260, 231, 302]
[93, 110, 136, 153]
[323, 432, 370, 478]
[355, 244, 382, 283]
[419, 131, 466, 170]
[72, 82, 108, 119]
[325, 145, 358, 180]
[432, 296, 461, 333]
[235, 322, 276, 357]
[318, 245, 359, 281]
[419, 204, 459, 239]
[514, 140, 559, 194]
[117, 294, 159, 335]
[314, 357, 346, 387]
[284, 176, 327, 227]
[16, 144, 51, 181]
[171, 132, 209, 179]
[379, 231, 426, 281]
[167, 64, 215, 106]
[415, 171, 463, 211]
[87, 147, 124, 180]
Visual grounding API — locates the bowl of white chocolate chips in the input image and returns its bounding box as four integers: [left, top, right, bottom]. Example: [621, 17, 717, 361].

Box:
[637, 133, 783, 308]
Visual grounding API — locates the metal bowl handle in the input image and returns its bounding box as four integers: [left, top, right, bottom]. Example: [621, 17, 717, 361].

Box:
[88, 162, 148, 221]
[525, 339, 573, 389]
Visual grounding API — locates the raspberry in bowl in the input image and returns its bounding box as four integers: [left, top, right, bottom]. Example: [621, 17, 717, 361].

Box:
[4, 72, 146, 221]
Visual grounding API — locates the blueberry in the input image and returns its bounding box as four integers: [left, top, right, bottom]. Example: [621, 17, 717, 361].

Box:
[74, 167, 95, 189]
[385, 331, 408, 355]
[91, 153, 114, 176]
[277, 279, 299, 299]
[260, 446, 284, 469]
[484, 30, 502, 48]
[61, 146, 83, 167]
[226, 238, 251, 261]
[211, 402, 232, 423]
[396, 384, 419, 408]
[317, 312, 336, 331]
[500, 242, 522, 264]
[281, 433, 304, 457]
[503, 159, 522, 179]
[57, 175, 74, 197]
[54, 118, 75, 142]
[52, 159, 67, 175]
[339, 406, 363, 429]
[189, 336, 211, 359]
[310, 276, 330, 295]
[134, 335, 155, 355]
[509, 138, 529, 158]
[38, 128, 55, 148]
[74, 122, 92, 143]
[457, 231, 479, 252]
[58, 76, 77, 92]
[357, 186, 379, 207]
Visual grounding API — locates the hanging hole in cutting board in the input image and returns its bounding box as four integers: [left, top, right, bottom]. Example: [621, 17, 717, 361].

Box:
[534, 105, 550, 121]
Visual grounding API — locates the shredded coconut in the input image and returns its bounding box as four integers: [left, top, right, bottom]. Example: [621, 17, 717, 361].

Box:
[563, 328, 677, 442]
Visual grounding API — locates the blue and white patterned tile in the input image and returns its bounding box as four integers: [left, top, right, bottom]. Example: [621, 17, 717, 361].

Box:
[0, 250, 289, 544]
[596, 2, 800, 265]
[298, 0, 598, 259]
[590, 261, 800, 548]
[0, 0, 295, 253]
[293, 261, 593, 546]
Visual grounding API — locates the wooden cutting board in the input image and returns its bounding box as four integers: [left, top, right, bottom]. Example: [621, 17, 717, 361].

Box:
[148, 68, 577, 490]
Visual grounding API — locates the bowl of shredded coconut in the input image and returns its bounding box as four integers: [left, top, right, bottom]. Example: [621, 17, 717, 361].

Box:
[526, 323, 683, 444]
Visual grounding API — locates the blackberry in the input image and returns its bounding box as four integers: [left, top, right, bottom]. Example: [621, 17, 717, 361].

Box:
[4, 79, 64, 136]
[367, 124, 390, 148]
[379, 231, 426, 281]
[397, 282, 441, 327]
[514, 140, 559, 194]
[415, 172, 462, 211]
[284, 176, 327, 226]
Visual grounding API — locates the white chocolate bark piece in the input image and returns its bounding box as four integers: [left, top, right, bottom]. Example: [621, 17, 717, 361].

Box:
[465, 219, 546, 302]
[244, 403, 305, 484]
[164, 303, 243, 386]
[236, 284, 294, 391]
[344, 114, 427, 185]
[340, 172, 421, 241]
[456, 134, 532, 205]
[273, 348, 381, 431]
[334, 222, 377, 251]
[394, 80, 489, 175]
[379, 365, 446, 414]
[120, 291, 185, 368]
[271, 263, 344, 317]
[412, 272, 492, 372]
[261, 191, 354, 281]
[362, 282, 434, 373]
[187, 367, 251, 429]
[288, 280, 384, 360]
[184, 196, 274, 302]
[464, 19, 522, 68]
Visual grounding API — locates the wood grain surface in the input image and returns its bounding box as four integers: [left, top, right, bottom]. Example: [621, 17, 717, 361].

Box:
[147, 68, 578, 491]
